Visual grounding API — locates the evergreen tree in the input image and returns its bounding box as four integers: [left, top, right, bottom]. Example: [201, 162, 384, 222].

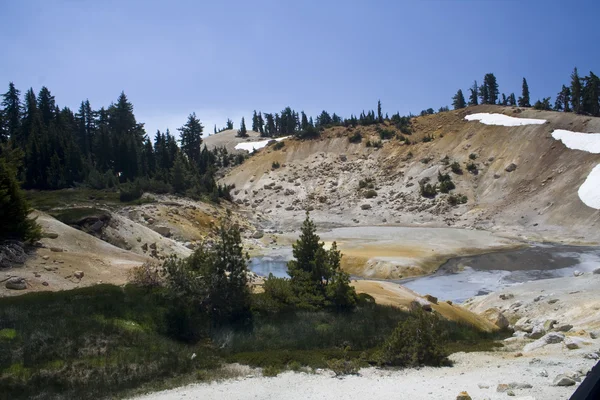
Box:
[518, 78, 531, 107]
[571, 68, 582, 114]
[452, 89, 466, 109]
[300, 111, 309, 130]
[468, 81, 479, 106]
[1, 83, 22, 142]
[226, 118, 234, 130]
[582, 71, 600, 117]
[482, 73, 498, 104]
[251, 110, 259, 132]
[286, 212, 357, 309]
[508, 93, 517, 106]
[237, 117, 248, 137]
[377, 100, 383, 123]
[263, 113, 275, 137]
[171, 152, 188, 194]
[37, 87, 56, 126]
[533, 98, 552, 111]
[257, 112, 264, 135]
[178, 112, 204, 164]
[554, 85, 571, 112]
[501, 93, 507, 105]
[0, 145, 41, 242]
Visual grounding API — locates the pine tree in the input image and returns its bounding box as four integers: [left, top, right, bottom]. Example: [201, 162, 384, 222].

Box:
[171, 152, 188, 194]
[518, 78, 531, 107]
[582, 71, 600, 117]
[501, 93, 507, 105]
[571, 68, 582, 114]
[554, 85, 571, 112]
[252, 110, 259, 132]
[377, 100, 383, 123]
[479, 84, 489, 105]
[452, 89, 466, 109]
[482, 73, 498, 104]
[468, 81, 479, 106]
[1, 83, 22, 142]
[226, 118, 234, 130]
[178, 112, 204, 164]
[257, 112, 264, 135]
[0, 145, 41, 242]
[237, 117, 248, 137]
[508, 93, 517, 106]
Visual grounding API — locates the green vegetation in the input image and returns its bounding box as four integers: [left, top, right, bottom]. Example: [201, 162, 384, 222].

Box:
[469, 153, 478, 160]
[348, 131, 362, 143]
[272, 141, 285, 150]
[448, 193, 468, 206]
[0, 145, 41, 242]
[422, 134, 434, 143]
[271, 161, 281, 169]
[450, 161, 462, 174]
[437, 172, 456, 193]
[466, 162, 478, 173]
[377, 127, 395, 140]
[420, 156, 433, 164]
[358, 177, 375, 190]
[419, 178, 437, 198]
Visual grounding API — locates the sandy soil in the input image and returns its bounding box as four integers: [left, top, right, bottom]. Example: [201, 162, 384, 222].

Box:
[133, 346, 597, 400]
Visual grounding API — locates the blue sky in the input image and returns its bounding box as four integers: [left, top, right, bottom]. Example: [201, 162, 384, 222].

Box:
[1, 0, 598, 137]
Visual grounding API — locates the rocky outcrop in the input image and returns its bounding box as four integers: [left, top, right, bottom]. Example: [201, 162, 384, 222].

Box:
[481, 308, 509, 330]
[5, 276, 27, 290]
[0, 241, 27, 268]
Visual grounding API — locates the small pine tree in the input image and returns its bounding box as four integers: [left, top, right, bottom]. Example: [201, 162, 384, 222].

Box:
[518, 78, 531, 107]
[468, 81, 479, 106]
[508, 93, 517, 106]
[452, 89, 466, 109]
[571, 68, 583, 114]
[377, 100, 383, 123]
[237, 117, 248, 137]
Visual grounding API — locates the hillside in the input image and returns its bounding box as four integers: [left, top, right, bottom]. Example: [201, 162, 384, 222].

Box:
[222, 105, 600, 244]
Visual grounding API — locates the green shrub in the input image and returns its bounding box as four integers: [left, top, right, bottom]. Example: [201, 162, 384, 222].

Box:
[466, 162, 478, 173]
[272, 161, 281, 169]
[419, 179, 437, 198]
[377, 127, 395, 140]
[448, 194, 468, 206]
[437, 173, 455, 193]
[119, 181, 143, 202]
[420, 156, 433, 164]
[358, 178, 375, 190]
[469, 153, 478, 160]
[364, 189, 378, 199]
[272, 141, 285, 150]
[375, 308, 449, 367]
[422, 134, 434, 143]
[348, 131, 362, 143]
[450, 161, 462, 174]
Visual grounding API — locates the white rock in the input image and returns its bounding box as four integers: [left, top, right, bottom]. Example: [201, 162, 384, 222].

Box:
[553, 374, 576, 386]
[523, 332, 565, 352]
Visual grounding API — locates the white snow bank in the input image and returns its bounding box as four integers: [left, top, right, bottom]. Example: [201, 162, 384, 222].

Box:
[465, 113, 546, 126]
[551, 129, 600, 153]
[578, 164, 600, 209]
[234, 136, 290, 152]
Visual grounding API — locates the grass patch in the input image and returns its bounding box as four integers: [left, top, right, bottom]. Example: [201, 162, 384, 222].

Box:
[0, 329, 17, 341]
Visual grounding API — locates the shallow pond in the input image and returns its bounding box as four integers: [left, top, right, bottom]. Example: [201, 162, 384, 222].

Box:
[249, 244, 600, 303]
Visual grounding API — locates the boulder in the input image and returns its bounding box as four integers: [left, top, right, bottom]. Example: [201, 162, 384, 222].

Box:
[589, 331, 598, 339]
[554, 324, 573, 332]
[5, 277, 26, 290]
[481, 308, 509, 330]
[411, 298, 432, 312]
[565, 337, 589, 350]
[424, 294, 438, 304]
[505, 163, 517, 172]
[89, 220, 104, 232]
[50, 247, 63, 252]
[523, 332, 565, 352]
[526, 325, 546, 339]
[153, 226, 172, 238]
[499, 293, 514, 300]
[251, 231, 264, 239]
[456, 391, 472, 400]
[514, 317, 533, 332]
[360, 204, 372, 210]
[45, 232, 59, 239]
[553, 374, 576, 386]
[74, 271, 84, 279]
[573, 270, 584, 277]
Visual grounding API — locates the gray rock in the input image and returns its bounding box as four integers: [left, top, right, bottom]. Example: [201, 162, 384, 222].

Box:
[505, 163, 517, 172]
[482, 308, 509, 330]
[593, 268, 600, 274]
[589, 331, 599, 339]
[251, 231, 264, 239]
[554, 324, 573, 332]
[89, 220, 104, 232]
[5, 277, 26, 290]
[526, 325, 546, 339]
[547, 299, 559, 304]
[523, 332, 565, 352]
[573, 270, 584, 277]
[553, 374, 576, 386]
[153, 226, 172, 237]
[74, 271, 84, 279]
[360, 204, 372, 210]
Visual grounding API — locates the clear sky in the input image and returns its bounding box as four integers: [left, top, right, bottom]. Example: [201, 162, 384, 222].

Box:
[1, 0, 598, 137]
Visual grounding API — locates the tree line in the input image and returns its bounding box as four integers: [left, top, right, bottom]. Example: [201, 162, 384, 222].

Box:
[0, 83, 238, 199]
[451, 68, 600, 116]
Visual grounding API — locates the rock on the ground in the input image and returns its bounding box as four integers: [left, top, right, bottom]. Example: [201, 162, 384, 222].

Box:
[0, 241, 27, 268]
[153, 226, 172, 238]
[424, 294, 438, 304]
[74, 271, 84, 279]
[553, 374, 576, 386]
[456, 391, 472, 400]
[251, 231, 264, 239]
[526, 325, 546, 339]
[554, 324, 573, 332]
[411, 298, 432, 311]
[481, 308, 509, 329]
[5, 276, 27, 290]
[505, 163, 518, 172]
[523, 332, 565, 352]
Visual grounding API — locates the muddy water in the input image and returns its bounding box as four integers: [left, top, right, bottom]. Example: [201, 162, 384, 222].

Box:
[250, 245, 600, 303]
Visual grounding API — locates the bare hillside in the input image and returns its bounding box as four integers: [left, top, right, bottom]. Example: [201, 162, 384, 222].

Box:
[222, 105, 600, 243]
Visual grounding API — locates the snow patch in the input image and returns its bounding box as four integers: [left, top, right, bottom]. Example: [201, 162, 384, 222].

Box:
[578, 164, 600, 209]
[551, 129, 600, 153]
[465, 113, 547, 126]
[234, 136, 290, 152]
